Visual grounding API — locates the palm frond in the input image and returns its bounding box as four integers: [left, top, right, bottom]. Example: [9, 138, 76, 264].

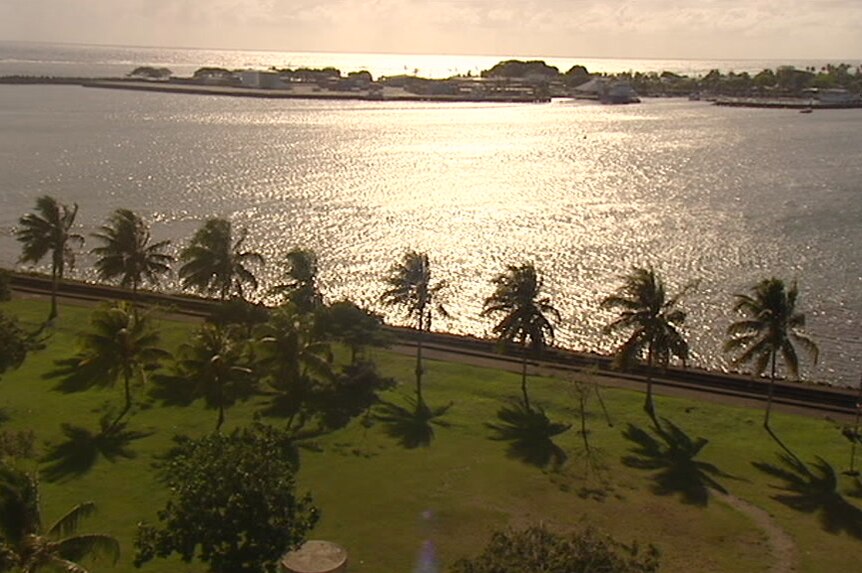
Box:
[56, 534, 120, 564]
[46, 502, 96, 538]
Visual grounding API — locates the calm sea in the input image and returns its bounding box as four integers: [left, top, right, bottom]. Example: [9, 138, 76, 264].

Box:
[0, 43, 860, 386]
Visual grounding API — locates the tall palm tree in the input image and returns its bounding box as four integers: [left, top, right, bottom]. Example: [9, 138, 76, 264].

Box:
[90, 208, 173, 303]
[380, 251, 447, 404]
[176, 324, 255, 432]
[71, 302, 170, 430]
[268, 248, 323, 312]
[178, 218, 264, 301]
[15, 196, 84, 321]
[481, 263, 559, 410]
[601, 267, 692, 418]
[724, 278, 818, 429]
[0, 464, 119, 573]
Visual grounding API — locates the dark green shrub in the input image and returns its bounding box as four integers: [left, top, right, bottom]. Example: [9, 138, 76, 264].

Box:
[452, 525, 659, 573]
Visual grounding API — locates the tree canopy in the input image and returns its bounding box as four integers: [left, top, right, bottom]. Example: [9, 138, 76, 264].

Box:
[135, 424, 318, 573]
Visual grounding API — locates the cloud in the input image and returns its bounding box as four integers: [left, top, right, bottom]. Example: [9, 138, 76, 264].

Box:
[1, 0, 861, 59]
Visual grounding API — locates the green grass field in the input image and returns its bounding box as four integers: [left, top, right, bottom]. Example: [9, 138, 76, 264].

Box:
[1, 297, 860, 572]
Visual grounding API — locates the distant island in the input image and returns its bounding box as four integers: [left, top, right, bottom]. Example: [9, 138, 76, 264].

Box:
[2, 59, 861, 107]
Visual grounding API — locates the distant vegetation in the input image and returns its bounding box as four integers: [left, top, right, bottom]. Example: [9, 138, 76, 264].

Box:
[178, 59, 862, 99]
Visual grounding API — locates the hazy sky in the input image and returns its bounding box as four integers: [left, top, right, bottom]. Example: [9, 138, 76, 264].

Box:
[1, 0, 860, 59]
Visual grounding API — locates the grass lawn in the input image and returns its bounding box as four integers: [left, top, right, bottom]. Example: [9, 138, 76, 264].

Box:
[1, 297, 860, 572]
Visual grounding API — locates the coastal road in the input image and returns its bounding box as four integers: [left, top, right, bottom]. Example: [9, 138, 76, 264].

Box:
[7, 271, 860, 421]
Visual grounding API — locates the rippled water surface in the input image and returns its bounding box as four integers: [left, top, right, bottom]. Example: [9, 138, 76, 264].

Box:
[0, 85, 860, 385]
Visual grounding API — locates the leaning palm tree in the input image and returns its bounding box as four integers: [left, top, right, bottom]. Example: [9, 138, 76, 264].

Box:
[481, 263, 560, 410]
[90, 208, 174, 303]
[16, 195, 84, 321]
[176, 324, 256, 432]
[178, 218, 264, 301]
[268, 248, 323, 312]
[380, 251, 447, 404]
[725, 278, 819, 429]
[601, 267, 692, 419]
[66, 302, 169, 430]
[0, 464, 119, 573]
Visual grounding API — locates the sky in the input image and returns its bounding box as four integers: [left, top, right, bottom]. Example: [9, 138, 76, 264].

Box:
[1, 0, 860, 60]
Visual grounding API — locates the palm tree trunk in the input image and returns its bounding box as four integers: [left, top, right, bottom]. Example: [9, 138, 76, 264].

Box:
[764, 351, 777, 429]
[108, 371, 133, 432]
[645, 345, 656, 422]
[216, 376, 225, 432]
[521, 340, 531, 410]
[49, 261, 59, 321]
[415, 309, 424, 404]
[216, 404, 225, 432]
[131, 280, 140, 318]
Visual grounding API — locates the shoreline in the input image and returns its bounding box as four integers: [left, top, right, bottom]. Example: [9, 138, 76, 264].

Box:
[5, 269, 859, 414]
[714, 96, 862, 109]
[0, 76, 551, 104]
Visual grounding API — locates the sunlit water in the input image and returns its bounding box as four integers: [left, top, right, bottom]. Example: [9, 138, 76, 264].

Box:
[0, 84, 859, 386]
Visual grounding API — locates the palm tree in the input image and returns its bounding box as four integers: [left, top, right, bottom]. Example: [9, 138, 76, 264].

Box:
[481, 263, 559, 410]
[176, 324, 255, 431]
[178, 218, 264, 301]
[71, 302, 170, 430]
[255, 306, 333, 426]
[724, 278, 818, 429]
[90, 208, 173, 303]
[380, 251, 447, 404]
[16, 196, 84, 321]
[601, 267, 692, 419]
[268, 248, 323, 312]
[0, 464, 119, 573]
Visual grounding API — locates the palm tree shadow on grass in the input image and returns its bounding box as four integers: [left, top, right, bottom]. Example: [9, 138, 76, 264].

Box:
[147, 372, 197, 407]
[41, 421, 152, 483]
[374, 397, 452, 449]
[622, 418, 732, 506]
[753, 454, 862, 539]
[487, 400, 571, 470]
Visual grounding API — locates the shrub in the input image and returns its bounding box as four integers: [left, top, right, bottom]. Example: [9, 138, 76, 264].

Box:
[451, 525, 659, 573]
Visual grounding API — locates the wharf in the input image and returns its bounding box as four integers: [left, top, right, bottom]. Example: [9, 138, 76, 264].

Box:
[714, 97, 862, 109]
[80, 79, 550, 103]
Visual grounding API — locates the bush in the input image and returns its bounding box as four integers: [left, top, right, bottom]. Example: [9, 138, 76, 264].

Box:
[0, 311, 29, 377]
[135, 424, 318, 573]
[0, 270, 10, 301]
[451, 525, 659, 573]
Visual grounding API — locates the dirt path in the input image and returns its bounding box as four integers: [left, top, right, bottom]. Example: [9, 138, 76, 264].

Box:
[716, 492, 797, 573]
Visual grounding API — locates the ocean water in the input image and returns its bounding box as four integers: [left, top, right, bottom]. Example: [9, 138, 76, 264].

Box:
[0, 44, 860, 387]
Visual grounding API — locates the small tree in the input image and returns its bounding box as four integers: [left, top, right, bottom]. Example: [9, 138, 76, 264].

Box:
[0, 463, 120, 573]
[481, 263, 559, 410]
[0, 312, 30, 378]
[601, 267, 692, 420]
[175, 324, 256, 432]
[135, 425, 318, 573]
[59, 302, 169, 430]
[268, 248, 323, 312]
[178, 218, 264, 301]
[380, 251, 447, 404]
[725, 277, 818, 429]
[0, 270, 11, 301]
[16, 196, 84, 321]
[91, 208, 173, 304]
[451, 525, 658, 573]
[315, 300, 388, 364]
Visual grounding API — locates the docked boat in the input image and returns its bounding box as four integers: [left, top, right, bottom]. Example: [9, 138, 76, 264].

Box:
[572, 78, 641, 104]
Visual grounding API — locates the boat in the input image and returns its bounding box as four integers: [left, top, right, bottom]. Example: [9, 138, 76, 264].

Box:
[572, 78, 640, 104]
[799, 107, 813, 114]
